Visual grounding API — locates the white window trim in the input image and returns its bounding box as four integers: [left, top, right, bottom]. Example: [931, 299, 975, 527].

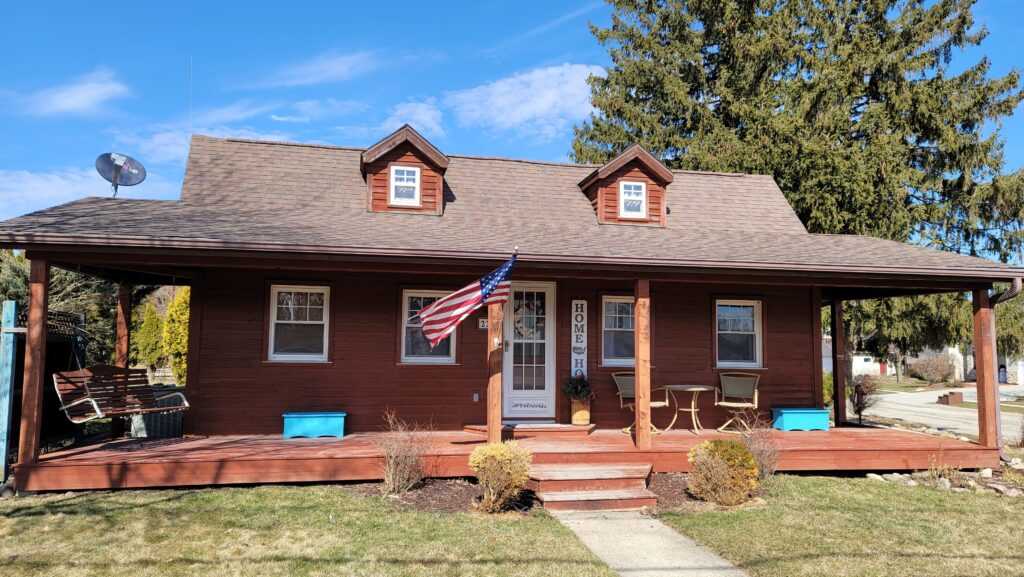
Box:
[618, 180, 647, 219]
[389, 165, 422, 207]
[602, 295, 635, 367]
[268, 284, 330, 363]
[715, 299, 763, 369]
[401, 289, 457, 364]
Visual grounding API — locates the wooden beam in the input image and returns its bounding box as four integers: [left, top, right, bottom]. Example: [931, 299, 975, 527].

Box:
[830, 299, 848, 425]
[634, 279, 652, 450]
[486, 302, 504, 444]
[183, 278, 204, 434]
[17, 259, 49, 470]
[115, 284, 132, 367]
[972, 289, 999, 448]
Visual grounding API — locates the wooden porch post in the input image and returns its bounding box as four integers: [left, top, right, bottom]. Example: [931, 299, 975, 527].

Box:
[17, 259, 49, 468]
[486, 302, 504, 444]
[830, 299, 848, 425]
[972, 288, 999, 448]
[115, 284, 132, 368]
[634, 279, 652, 450]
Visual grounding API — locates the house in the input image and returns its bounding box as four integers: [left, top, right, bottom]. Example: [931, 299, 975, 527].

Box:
[0, 125, 1019, 496]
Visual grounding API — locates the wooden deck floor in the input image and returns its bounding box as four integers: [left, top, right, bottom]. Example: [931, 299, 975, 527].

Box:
[15, 427, 999, 491]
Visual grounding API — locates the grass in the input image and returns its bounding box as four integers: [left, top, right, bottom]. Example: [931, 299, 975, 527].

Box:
[0, 485, 616, 577]
[660, 475, 1024, 577]
[871, 375, 950, 394]
[959, 401, 1024, 415]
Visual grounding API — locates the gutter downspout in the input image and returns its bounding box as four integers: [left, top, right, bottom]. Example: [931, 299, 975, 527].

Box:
[988, 277, 1022, 462]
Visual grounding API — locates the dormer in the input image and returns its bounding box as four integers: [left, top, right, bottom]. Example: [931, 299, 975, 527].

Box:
[578, 144, 674, 227]
[361, 124, 449, 215]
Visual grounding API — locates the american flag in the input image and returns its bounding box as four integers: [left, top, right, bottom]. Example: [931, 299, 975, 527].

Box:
[417, 256, 516, 348]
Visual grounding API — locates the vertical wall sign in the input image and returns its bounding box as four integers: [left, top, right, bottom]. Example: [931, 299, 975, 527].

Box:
[0, 301, 16, 484]
[571, 299, 588, 378]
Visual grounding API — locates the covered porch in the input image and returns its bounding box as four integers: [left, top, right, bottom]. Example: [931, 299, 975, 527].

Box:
[14, 427, 998, 492]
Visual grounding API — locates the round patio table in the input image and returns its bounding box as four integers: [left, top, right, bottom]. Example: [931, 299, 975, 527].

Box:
[665, 384, 715, 433]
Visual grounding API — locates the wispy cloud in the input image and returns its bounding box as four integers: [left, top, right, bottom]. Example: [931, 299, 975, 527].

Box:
[193, 100, 278, 125]
[445, 63, 602, 140]
[380, 100, 445, 137]
[257, 51, 377, 88]
[24, 68, 131, 116]
[485, 3, 602, 55]
[0, 167, 179, 220]
[270, 98, 367, 123]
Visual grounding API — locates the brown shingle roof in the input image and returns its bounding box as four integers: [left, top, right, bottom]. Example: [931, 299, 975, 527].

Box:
[0, 134, 1019, 281]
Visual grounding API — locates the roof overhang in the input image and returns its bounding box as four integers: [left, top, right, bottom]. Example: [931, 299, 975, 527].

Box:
[578, 144, 674, 190]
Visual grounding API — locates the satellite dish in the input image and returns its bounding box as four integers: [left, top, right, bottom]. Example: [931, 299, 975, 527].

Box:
[95, 152, 146, 197]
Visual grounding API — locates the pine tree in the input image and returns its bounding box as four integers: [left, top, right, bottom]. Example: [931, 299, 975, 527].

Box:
[163, 288, 190, 385]
[575, 0, 1024, 356]
[132, 301, 165, 369]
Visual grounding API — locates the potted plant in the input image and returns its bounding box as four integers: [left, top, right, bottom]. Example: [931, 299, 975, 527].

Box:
[563, 372, 593, 425]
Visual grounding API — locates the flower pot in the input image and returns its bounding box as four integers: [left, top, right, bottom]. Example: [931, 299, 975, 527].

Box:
[571, 398, 591, 425]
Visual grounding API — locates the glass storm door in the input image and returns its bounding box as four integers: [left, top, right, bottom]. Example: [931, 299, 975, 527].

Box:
[502, 283, 556, 420]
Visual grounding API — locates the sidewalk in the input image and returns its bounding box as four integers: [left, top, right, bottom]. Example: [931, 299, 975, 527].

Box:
[553, 510, 748, 577]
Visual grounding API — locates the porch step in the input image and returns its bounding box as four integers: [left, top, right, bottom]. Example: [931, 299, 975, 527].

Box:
[529, 463, 656, 511]
[536, 487, 659, 511]
[462, 423, 596, 440]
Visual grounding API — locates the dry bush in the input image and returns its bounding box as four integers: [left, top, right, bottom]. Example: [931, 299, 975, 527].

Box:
[909, 354, 955, 385]
[468, 441, 532, 513]
[849, 375, 880, 424]
[687, 440, 760, 506]
[1018, 418, 1024, 449]
[925, 455, 968, 488]
[376, 409, 431, 495]
[737, 410, 779, 482]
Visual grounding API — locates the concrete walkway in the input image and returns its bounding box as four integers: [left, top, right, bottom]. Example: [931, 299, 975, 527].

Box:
[553, 510, 748, 577]
[865, 386, 1023, 444]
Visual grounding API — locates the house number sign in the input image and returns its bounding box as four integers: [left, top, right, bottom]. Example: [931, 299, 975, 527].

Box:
[571, 300, 587, 377]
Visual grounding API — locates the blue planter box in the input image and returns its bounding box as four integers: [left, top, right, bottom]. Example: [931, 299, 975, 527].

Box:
[772, 408, 829, 431]
[282, 411, 346, 439]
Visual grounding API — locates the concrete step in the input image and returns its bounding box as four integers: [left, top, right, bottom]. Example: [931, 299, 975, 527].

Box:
[537, 487, 659, 511]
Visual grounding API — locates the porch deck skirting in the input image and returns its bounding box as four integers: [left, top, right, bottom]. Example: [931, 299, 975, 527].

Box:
[14, 428, 998, 492]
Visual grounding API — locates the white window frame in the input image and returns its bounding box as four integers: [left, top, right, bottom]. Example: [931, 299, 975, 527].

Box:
[268, 284, 330, 363]
[602, 295, 635, 367]
[401, 289, 457, 364]
[715, 299, 763, 369]
[618, 180, 647, 219]
[389, 165, 422, 207]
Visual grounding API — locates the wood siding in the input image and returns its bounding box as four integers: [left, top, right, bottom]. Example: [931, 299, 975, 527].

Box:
[583, 161, 667, 226]
[187, 271, 817, 435]
[365, 142, 444, 215]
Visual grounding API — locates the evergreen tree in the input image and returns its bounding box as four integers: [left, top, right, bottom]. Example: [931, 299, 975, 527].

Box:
[163, 287, 190, 385]
[132, 301, 165, 369]
[575, 0, 1024, 356]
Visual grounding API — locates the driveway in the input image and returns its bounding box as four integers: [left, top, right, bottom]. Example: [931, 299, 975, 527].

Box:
[864, 385, 1023, 444]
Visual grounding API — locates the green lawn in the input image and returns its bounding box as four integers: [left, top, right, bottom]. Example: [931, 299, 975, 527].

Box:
[660, 475, 1024, 577]
[0, 485, 615, 577]
[871, 375, 948, 393]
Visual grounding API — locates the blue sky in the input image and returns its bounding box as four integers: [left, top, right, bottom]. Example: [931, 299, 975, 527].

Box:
[1, 1, 1022, 221]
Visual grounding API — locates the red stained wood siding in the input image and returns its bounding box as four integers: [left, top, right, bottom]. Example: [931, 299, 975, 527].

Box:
[583, 161, 667, 226]
[365, 142, 444, 214]
[188, 272, 816, 435]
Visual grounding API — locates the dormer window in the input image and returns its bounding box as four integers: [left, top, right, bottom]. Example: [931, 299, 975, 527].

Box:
[619, 181, 647, 219]
[390, 166, 421, 207]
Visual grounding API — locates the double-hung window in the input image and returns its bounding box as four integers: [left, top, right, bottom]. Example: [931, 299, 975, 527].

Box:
[269, 285, 330, 362]
[602, 295, 635, 366]
[390, 165, 421, 206]
[402, 290, 456, 364]
[715, 299, 763, 368]
[618, 181, 647, 219]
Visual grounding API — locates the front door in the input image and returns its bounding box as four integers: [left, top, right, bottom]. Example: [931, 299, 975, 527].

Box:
[502, 282, 556, 420]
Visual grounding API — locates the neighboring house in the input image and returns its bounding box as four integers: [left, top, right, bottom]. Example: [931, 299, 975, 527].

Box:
[1, 125, 1019, 493]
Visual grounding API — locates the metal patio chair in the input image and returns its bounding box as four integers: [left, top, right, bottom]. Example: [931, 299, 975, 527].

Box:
[715, 372, 760, 432]
[612, 372, 676, 435]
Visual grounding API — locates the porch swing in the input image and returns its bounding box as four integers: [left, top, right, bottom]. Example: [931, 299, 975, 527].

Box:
[51, 326, 189, 424]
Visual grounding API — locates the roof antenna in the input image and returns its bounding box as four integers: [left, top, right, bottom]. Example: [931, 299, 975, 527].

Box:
[95, 152, 147, 197]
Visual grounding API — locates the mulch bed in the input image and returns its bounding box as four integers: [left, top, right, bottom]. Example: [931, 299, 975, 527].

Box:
[344, 478, 538, 514]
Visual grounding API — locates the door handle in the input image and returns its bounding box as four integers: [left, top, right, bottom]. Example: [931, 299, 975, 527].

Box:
[504, 340, 510, 352]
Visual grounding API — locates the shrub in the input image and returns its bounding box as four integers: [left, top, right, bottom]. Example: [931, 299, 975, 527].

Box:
[848, 375, 880, 424]
[737, 410, 778, 482]
[687, 440, 760, 505]
[162, 288, 190, 385]
[909, 354, 954, 385]
[925, 455, 968, 488]
[561, 373, 593, 400]
[132, 301, 165, 369]
[469, 441, 532, 513]
[822, 372, 834, 406]
[376, 409, 431, 495]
